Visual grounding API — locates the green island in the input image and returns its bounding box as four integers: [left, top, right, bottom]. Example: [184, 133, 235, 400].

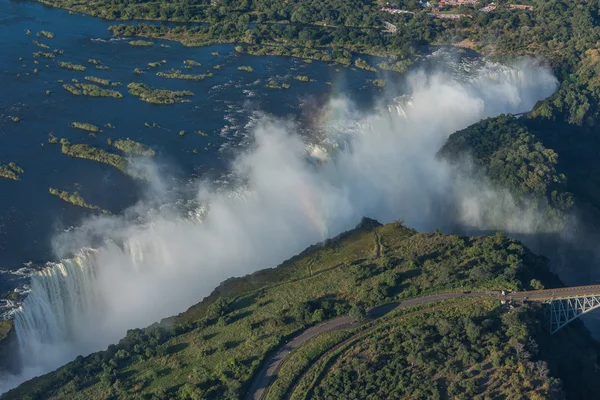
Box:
[5, 219, 600, 399]
[36, 30, 54, 39]
[60, 139, 145, 180]
[129, 40, 154, 47]
[48, 187, 111, 215]
[71, 121, 101, 133]
[237, 65, 253, 72]
[127, 82, 194, 104]
[183, 60, 201, 66]
[32, 40, 49, 49]
[63, 83, 124, 98]
[0, 162, 24, 181]
[266, 80, 290, 90]
[368, 79, 386, 87]
[354, 57, 376, 72]
[294, 75, 314, 82]
[84, 76, 113, 86]
[111, 138, 156, 156]
[33, 51, 55, 59]
[58, 61, 86, 72]
[156, 70, 213, 81]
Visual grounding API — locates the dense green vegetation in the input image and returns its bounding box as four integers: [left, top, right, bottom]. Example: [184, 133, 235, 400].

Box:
[49, 187, 111, 215]
[58, 61, 86, 72]
[302, 303, 559, 400]
[368, 79, 386, 87]
[111, 138, 156, 156]
[37, 30, 54, 39]
[237, 66, 253, 72]
[440, 115, 574, 224]
[354, 57, 376, 72]
[84, 76, 112, 86]
[33, 51, 55, 59]
[129, 40, 154, 47]
[294, 75, 311, 82]
[183, 60, 201, 66]
[9, 219, 596, 400]
[63, 83, 123, 98]
[60, 140, 144, 179]
[71, 121, 101, 133]
[0, 162, 24, 181]
[156, 70, 213, 81]
[127, 82, 194, 104]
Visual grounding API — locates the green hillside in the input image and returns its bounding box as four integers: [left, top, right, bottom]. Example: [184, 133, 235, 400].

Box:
[5, 219, 600, 399]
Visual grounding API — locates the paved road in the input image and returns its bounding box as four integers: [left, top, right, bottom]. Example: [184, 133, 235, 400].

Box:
[245, 291, 494, 400]
[244, 285, 600, 400]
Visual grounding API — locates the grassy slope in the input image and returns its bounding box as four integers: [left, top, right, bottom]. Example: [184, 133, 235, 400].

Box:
[5, 219, 590, 400]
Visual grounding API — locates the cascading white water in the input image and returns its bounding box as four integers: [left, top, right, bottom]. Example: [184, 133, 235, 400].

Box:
[13, 250, 105, 370]
[2, 59, 560, 393]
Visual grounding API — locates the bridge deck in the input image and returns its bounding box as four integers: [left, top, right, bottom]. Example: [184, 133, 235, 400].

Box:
[510, 285, 600, 301]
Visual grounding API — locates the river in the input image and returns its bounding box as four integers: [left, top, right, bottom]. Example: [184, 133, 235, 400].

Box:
[0, 0, 385, 271]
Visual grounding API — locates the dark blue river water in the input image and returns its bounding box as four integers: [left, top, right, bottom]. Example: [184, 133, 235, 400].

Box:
[0, 0, 388, 271]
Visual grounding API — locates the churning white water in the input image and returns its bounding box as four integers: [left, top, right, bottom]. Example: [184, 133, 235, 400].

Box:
[1, 59, 559, 392]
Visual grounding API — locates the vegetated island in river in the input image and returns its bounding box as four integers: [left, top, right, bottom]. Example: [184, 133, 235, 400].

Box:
[0, 162, 24, 181]
[84, 76, 121, 87]
[156, 69, 213, 81]
[129, 40, 154, 47]
[127, 82, 194, 104]
[60, 139, 145, 180]
[71, 121, 101, 133]
[48, 187, 111, 215]
[59, 61, 86, 72]
[110, 138, 155, 156]
[4, 219, 600, 399]
[63, 83, 123, 98]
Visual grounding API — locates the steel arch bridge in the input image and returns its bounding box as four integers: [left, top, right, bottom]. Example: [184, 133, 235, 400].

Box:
[545, 295, 600, 334]
[507, 285, 600, 334]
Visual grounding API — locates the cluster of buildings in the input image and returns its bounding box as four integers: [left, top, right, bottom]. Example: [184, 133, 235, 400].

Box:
[380, 1, 533, 21]
[431, 13, 471, 19]
[506, 4, 534, 10]
[479, 3, 496, 12]
[380, 7, 415, 15]
[438, 0, 479, 6]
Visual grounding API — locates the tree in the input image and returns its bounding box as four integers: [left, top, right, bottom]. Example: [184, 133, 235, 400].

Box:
[530, 279, 545, 290]
[349, 304, 366, 323]
[312, 309, 325, 323]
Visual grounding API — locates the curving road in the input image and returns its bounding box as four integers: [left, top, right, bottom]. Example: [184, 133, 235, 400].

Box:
[244, 285, 600, 400]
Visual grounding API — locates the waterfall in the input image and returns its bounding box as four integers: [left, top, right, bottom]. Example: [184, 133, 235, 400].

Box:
[13, 250, 105, 370]
[1, 59, 560, 394]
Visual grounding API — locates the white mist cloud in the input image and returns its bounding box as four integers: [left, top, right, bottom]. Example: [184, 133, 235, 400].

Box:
[2, 58, 559, 392]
